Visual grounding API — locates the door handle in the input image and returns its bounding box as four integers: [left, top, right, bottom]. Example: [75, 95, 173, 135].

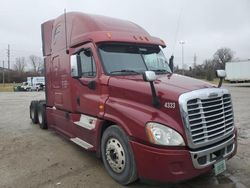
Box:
[76, 96, 80, 106]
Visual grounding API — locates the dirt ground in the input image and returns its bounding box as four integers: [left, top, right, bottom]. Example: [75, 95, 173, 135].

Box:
[0, 85, 249, 188]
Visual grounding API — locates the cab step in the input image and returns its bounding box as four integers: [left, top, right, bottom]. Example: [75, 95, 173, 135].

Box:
[70, 137, 93, 150]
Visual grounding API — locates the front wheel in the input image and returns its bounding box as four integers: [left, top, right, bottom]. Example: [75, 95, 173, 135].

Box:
[101, 125, 137, 185]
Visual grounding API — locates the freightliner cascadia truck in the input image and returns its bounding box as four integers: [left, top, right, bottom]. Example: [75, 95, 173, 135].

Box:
[30, 12, 237, 185]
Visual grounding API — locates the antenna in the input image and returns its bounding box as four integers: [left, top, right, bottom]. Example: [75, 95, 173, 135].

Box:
[172, 0, 187, 56]
[169, 2, 185, 71]
[172, 6, 184, 56]
[64, 9, 69, 54]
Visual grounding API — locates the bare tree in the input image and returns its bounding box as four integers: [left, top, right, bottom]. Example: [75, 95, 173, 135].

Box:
[13, 57, 26, 73]
[29, 55, 43, 73]
[186, 47, 235, 80]
[204, 59, 217, 81]
[213, 48, 234, 69]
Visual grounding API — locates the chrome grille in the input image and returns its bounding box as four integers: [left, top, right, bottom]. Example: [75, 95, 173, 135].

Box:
[187, 94, 234, 144]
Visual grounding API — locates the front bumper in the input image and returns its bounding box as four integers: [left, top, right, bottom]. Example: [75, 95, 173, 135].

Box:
[190, 134, 236, 169]
[130, 137, 237, 183]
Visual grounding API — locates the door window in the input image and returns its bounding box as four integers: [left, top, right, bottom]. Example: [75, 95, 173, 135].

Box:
[79, 50, 96, 77]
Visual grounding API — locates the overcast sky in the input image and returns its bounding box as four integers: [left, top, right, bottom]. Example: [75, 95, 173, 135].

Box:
[0, 0, 249, 68]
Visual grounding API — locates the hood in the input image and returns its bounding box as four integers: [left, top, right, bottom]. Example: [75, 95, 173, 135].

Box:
[156, 73, 214, 93]
[108, 73, 215, 103]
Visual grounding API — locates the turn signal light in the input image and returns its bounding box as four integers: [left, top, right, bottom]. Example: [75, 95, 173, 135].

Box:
[99, 104, 104, 112]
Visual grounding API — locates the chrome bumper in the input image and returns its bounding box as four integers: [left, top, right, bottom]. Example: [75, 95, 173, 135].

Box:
[190, 134, 236, 169]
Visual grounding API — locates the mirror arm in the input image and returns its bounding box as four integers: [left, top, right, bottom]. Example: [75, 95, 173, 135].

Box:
[218, 78, 223, 88]
[149, 81, 160, 108]
[169, 55, 174, 72]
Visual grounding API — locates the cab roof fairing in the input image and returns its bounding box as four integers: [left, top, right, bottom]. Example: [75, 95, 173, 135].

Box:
[41, 12, 166, 56]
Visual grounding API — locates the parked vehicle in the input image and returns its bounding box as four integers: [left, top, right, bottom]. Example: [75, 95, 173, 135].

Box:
[17, 77, 45, 92]
[225, 60, 250, 82]
[30, 83, 45, 91]
[20, 82, 31, 91]
[27, 76, 45, 89]
[30, 12, 237, 185]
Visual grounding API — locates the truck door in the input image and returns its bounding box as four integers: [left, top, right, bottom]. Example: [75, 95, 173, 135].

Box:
[74, 43, 101, 117]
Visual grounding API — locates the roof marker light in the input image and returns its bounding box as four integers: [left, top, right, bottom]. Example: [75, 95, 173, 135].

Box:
[133, 36, 137, 40]
[139, 36, 144, 41]
[106, 32, 112, 39]
[160, 39, 165, 45]
[144, 37, 149, 41]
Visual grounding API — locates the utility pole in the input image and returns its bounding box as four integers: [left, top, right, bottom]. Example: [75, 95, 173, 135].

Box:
[2, 61, 5, 86]
[7, 44, 10, 83]
[193, 53, 197, 67]
[179, 41, 185, 75]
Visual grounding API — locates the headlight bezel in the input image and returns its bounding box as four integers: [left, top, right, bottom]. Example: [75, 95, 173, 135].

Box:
[145, 122, 185, 146]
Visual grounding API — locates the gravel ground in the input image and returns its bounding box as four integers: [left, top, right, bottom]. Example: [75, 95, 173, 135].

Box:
[0, 85, 249, 188]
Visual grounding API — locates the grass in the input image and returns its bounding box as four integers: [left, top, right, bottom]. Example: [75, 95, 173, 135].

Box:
[200, 78, 220, 85]
[0, 83, 17, 92]
[199, 78, 231, 85]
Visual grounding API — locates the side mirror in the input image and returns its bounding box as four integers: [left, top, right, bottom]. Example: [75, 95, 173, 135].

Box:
[216, 70, 226, 88]
[216, 70, 226, 78]
[142, 71, 160, 108]
[143, 71, 156, 82]
[70, 55, 81, 78]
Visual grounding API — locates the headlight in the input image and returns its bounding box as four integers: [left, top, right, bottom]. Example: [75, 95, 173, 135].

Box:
[146, 122, 185, 146]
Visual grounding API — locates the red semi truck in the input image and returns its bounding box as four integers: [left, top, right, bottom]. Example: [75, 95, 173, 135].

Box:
[30, 12, 237, 185]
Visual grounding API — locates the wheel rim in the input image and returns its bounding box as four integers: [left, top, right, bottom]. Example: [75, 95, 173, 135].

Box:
[38, 111, 43, 124]
[105, 138, 126, 173]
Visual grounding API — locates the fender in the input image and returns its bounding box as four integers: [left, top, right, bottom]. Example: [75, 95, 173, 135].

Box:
[103, 97, 186, 144]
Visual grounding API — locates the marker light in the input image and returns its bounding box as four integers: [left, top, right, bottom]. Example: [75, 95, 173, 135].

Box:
[106, 32, 112, 39]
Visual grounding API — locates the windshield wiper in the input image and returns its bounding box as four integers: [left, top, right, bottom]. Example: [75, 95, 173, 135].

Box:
[151, 69, 171, 74]
[110, 69, 141, 75]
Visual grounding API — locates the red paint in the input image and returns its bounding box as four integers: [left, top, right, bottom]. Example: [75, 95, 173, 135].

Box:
[130, 140, 211, 182]
[41, 12, 236, 183]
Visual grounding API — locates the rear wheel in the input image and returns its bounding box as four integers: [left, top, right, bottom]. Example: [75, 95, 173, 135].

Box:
[37, 101, 47, 129]
[30, 100, 39, 124]
[101, 125, 137, 185]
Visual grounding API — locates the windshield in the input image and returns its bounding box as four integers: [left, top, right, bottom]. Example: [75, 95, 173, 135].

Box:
[98, 43, 171, 75]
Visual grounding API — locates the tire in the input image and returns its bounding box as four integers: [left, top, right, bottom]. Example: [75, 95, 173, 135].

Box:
[30, 100, 39, 124]
[101, 125, 137, 185]
[37, 102, 47, 129]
